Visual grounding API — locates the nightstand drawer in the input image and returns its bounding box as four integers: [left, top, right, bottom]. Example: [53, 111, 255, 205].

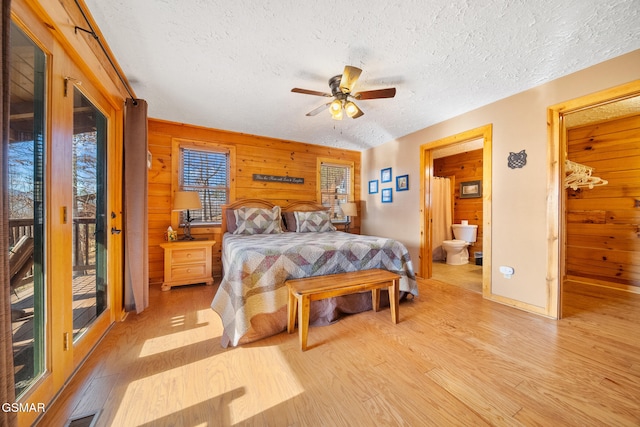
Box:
[171, 264, 207, 281]
[171, 247, 207, 264]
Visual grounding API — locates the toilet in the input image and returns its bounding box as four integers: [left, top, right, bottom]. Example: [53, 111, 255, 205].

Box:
[442, 223, 478, 265]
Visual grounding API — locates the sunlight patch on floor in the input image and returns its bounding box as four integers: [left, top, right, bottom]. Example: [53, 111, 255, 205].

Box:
[115, 339, 304, 425]
[138, 313, 211, 357]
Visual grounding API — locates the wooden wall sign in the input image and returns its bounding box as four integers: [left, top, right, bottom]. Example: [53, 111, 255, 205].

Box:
[253, 174, 304, 184]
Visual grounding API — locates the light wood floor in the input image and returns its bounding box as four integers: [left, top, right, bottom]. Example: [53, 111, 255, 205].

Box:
[432, 260, 482, 294]
[13, 274, 100, 396]
[37, 278, 640, 426]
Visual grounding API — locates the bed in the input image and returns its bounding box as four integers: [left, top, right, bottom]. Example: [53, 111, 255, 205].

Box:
[210, 199, 418, 347]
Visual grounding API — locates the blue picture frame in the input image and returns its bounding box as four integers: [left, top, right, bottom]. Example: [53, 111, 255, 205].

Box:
[381, 167, 392, 183]
[368, 179, 379, 194]
[396, 174, 409, 191]
[382, 188, 393, 203]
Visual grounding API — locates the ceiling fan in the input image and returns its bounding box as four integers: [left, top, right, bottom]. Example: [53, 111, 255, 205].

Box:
[291, 65, 396, 120]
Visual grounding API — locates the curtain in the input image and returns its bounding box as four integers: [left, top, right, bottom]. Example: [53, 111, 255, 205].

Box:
[123, 98, 149, 313]
[431, 177, 452, 261]
[1, 0, 17, 424]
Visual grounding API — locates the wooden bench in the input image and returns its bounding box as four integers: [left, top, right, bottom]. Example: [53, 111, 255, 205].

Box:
[286, 269, 401, 351]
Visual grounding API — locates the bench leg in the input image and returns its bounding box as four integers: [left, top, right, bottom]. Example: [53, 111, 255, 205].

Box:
[389, 279, 399, 324]
[287, 289, 297, 334]
[371, 288, 380, 312]
[298, 295, 310, 351]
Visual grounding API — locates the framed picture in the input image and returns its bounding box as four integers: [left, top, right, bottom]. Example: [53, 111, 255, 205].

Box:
[368, 179, 379, 194]
[460, 180, 482, 198]
[396, 174, 409, 191]
[381, 188, 393, 203]
[381, 167, 392, 183]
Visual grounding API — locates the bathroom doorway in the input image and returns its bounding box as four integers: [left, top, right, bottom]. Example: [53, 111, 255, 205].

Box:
[419, 124, 492, 297]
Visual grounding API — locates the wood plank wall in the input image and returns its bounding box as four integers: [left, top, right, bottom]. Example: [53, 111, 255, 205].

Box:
[147, 119, 361, 284]
[566, 114, 640, 289]
[433, 149, 483, 260]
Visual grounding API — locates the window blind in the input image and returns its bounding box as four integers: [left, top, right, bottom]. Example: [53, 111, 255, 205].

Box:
[320, 163, 351, 220]
[180, 148, 229, 224]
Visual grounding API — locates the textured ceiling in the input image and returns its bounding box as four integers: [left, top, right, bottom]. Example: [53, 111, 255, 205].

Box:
[564, 95, 640, 128]
[83, 0, 640, 151]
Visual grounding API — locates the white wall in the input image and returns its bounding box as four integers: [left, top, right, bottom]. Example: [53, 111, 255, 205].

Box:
[362, 49, 640, 310]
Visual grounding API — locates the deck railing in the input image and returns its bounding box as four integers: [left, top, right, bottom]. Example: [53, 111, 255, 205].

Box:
[9, 218, 96, 273]
[73, 218, 96, 273]
[8, 219, 33, 248]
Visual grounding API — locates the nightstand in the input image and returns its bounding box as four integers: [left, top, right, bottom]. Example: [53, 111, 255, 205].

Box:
[159, 239, 215, 291]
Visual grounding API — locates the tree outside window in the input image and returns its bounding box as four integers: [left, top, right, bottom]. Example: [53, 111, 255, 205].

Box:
[180, 147, 229, 225]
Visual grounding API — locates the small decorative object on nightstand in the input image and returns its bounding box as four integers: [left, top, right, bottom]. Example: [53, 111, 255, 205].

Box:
[159, 239, 215, 291]
[341, 202, 357, 233]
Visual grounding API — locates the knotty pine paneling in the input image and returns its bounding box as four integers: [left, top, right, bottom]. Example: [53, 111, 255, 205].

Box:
[148, 119, 361, 284]
[566, 114, 640, 288]
[433, 149, 483, 260]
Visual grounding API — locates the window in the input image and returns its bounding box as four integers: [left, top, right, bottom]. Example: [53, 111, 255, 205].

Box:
[172, 139, 235, 227]
[318, 158, 354, 221]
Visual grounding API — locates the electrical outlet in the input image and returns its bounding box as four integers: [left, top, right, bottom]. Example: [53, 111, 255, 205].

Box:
[499, 266, 514, 279]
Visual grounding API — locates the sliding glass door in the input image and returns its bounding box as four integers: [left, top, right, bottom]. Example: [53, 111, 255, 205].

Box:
[7, 7, 123, 425]
[8, 22, 46, 398]
[71, 87, 108, 340]
[8, 20, 112, 407]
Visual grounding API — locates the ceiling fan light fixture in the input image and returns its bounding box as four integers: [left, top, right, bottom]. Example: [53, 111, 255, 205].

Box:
[331, 108, 343, 120]
[330, 99, 342, 113]
[344, 101, 360, 118]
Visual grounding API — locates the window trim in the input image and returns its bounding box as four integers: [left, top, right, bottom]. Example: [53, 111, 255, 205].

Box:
[317, 157, 355, 221]
[171, 138, 236, 230]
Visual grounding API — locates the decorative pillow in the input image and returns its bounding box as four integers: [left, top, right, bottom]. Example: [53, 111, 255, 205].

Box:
[294, 210, 336, 233]
[282, 211, 297, 232]
[233, 206, 283, 235]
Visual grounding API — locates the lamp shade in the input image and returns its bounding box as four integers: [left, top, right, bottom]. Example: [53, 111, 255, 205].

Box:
[330, 99, 342, 113]
[173, 191, 202, 211]
[344, 101, 363, 118]
[341, 202, 357, 217]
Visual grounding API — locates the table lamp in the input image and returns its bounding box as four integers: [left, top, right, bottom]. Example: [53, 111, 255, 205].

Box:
[341, 202, 358, 233]
[173, 191, 202, 240]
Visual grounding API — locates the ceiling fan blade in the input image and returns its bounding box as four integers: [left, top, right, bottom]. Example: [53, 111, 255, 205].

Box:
[339, 66, 362, 94]
[292, 88, 332, 97]
[353, 87, 396, 100]
[306, 102, 331, 116]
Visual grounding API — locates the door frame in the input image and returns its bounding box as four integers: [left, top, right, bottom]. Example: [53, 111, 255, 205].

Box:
[419, 124, 493, 296]
[548, 79, 640, 319]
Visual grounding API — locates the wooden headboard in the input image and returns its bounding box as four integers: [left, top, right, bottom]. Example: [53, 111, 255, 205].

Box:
[282, 200, 328, 213]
